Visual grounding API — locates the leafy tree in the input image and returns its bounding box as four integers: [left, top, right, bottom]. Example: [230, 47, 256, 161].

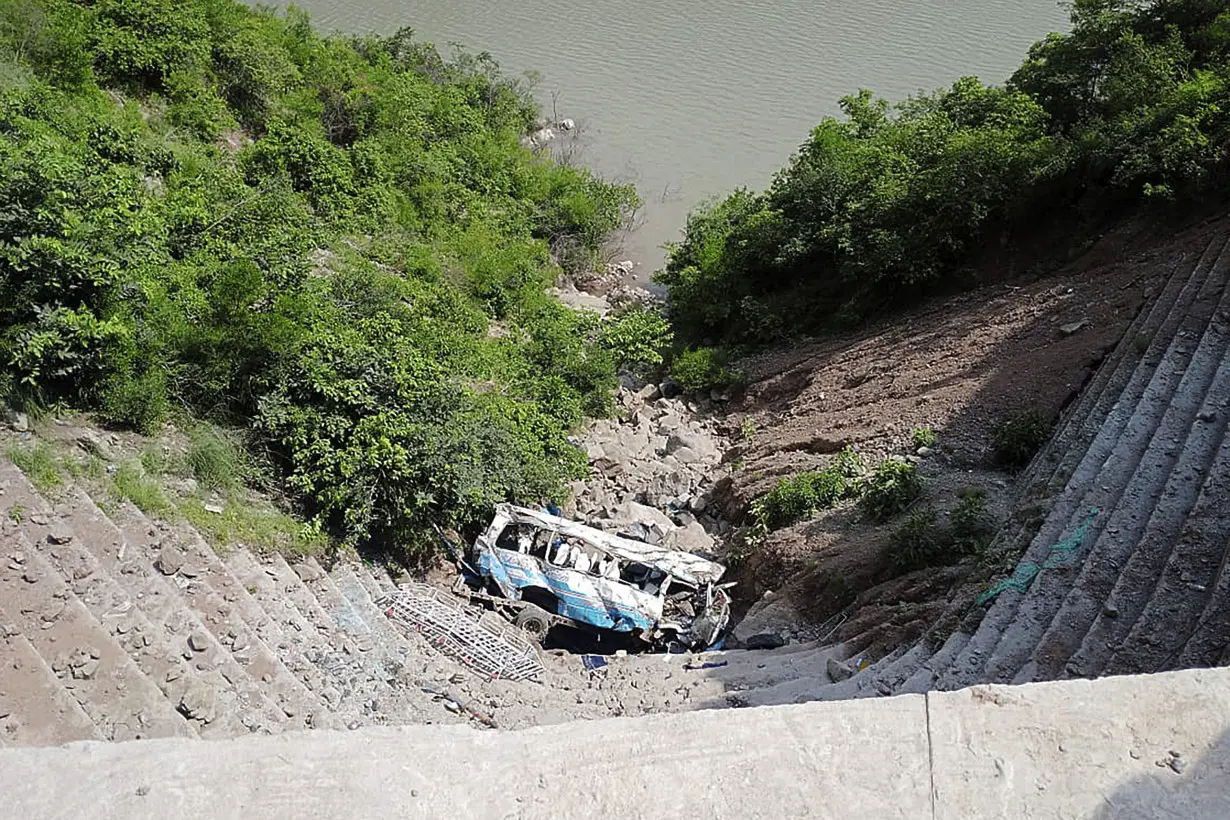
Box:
[660, 0, 1230, 347]
[0, 0, 637, 553]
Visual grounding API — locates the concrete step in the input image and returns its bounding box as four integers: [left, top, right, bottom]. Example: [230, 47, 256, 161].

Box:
[52, 488, 293, 737]
[1105, 423, 1230, 673]
[828, 642, 932, 701]
[897, 631, 971, 694]
[967, 239, 1209, 651]
[330, 564, 410, 648]
[0, 468, 257, 739]
[1092, 420, 1230, 676]
[0, 632, 102, 747]
[224, 549, 390, 728]
[296, 561, 440, 726]
[106, 504, 329, 731]
[1062, 361, 1230, 679]
[297, 559, 374, 639]
[983, 252, 1230, 684]
[0, 523, 193, 742]
[935, 230, 1230, 690]
[326, 564, 440, 725]
[1016, 270, 1230, 682]
[1160, 432, 1230, 671]
[352, 561, 394, 603]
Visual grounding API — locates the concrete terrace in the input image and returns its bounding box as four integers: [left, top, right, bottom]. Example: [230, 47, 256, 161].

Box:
[1, 666, 1228, 819]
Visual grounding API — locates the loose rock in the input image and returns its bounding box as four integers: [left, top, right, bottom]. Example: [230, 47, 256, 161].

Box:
[155, 547, 185, 576]
[744, 632, 787, 651]
[72, 659, 100, 680]
[178, 682, 217, 724]
[292, 562, 324, 583]
[827, 657, 857, 683]
[6, 410, 30, 432]
[76, 431, 111, 460]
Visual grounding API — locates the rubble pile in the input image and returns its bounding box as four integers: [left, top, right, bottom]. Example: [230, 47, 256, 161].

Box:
[566, 385, 734, 559]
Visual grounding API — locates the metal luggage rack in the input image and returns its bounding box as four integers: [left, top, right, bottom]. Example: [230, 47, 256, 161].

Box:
[377, 582, 545, 683]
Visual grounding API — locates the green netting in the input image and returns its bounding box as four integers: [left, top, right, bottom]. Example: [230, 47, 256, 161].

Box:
[976, 507, 1101, 607]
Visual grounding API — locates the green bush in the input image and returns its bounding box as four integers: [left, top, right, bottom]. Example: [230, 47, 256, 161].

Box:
[101, 369, 169, 435]
[834, 445, 866, 479]
[185, 425, 247, 491]
[753, 468, 850, 533]
[0, 1, 637, 554]
[911, 426, 937, 449]
[598, 307, 673, 374]
[859, 459, 923, 521]
[670, 346, 742, 392]
[950, 487, 996, 550]
[890, 487, 995, 572]
[992, 408, 1053, 471]
[750, 447, 868, 533]
[889, 506, 946, 571]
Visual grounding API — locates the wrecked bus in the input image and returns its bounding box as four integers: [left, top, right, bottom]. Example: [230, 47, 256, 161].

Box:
[446, 504, 731, 650]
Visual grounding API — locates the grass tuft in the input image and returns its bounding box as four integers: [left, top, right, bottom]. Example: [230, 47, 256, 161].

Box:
[7, 443, 63, 494]
[112, 460, 172, 515]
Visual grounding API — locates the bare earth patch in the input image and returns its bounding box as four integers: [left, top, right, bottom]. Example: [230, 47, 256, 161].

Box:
[711, 217, 1223, 658]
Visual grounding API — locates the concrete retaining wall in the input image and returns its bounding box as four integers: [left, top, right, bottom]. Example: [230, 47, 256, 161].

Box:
[2, 667, 1228, 819]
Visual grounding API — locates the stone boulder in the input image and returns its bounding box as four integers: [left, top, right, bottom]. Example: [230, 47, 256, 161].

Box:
[733, 591, 803, 646]
[605, 501, 676, 537]
[673, 520, 715, 555]
[666, 431, 719, 462]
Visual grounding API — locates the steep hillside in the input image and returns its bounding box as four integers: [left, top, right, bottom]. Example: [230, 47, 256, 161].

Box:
[0, 0, 640, 556]
[707, 214, 1230, 704]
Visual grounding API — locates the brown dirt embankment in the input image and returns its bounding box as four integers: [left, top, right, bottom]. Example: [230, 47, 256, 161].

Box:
[707, 216, 1222, 657]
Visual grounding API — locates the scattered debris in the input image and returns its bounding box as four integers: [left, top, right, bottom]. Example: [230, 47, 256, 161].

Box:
[379, 583, 545, 682]
[1157, 749, 1186, 774]
[1059, 319, 1089, 337]
[420, 684, 497, 728]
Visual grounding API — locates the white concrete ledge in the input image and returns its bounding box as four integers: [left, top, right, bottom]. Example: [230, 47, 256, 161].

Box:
[929, 668, 1230, 819]
[2, 668, 1229, 819]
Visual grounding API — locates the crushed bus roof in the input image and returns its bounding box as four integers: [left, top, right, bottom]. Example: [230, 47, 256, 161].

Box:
[488, 504, 727, 587]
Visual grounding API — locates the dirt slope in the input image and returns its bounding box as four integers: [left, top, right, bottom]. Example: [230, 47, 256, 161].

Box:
[710, 216, 1224, 657]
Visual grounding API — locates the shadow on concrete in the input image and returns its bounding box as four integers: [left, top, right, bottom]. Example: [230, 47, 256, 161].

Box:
[1086, 724, 1230, 819]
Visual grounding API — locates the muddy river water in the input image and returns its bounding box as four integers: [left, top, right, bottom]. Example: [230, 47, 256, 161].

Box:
[270, 0, 1070, 271]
